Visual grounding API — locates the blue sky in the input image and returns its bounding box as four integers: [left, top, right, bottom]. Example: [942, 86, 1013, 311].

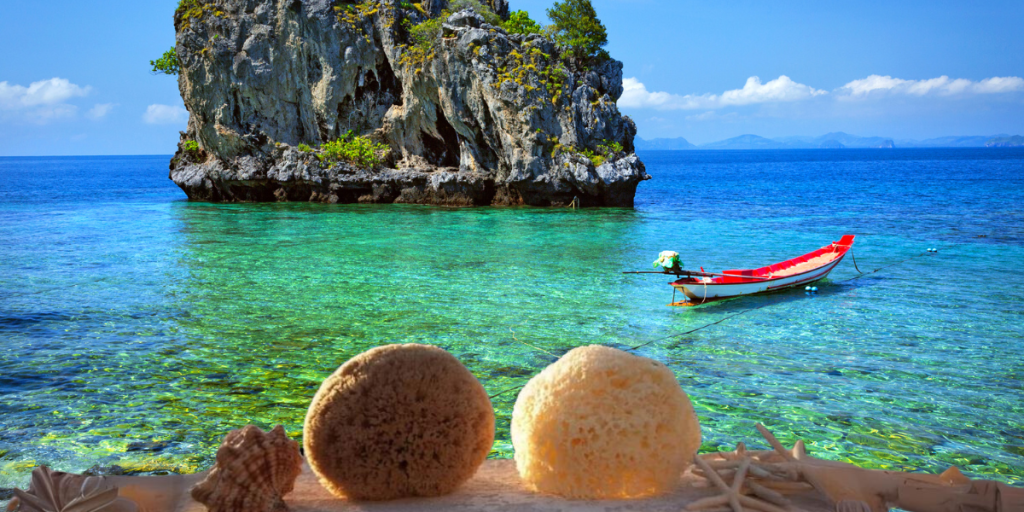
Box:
[1, 0, 1022, 155]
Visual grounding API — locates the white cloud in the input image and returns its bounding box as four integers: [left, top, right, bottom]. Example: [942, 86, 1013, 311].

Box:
[143, 104, 188, 124]
[720, 76, 827, 105]
[87, 103, 115, 120]
[620, 78, 687, 109]
[974, 76, 1024, 93]
[619, 73, 1024, 114]
[619, 76, 826, 110]
[685, 111, 740, 122]
[0, 77, 91, 124]
[837, 74, 1024, 98]
[0, 78, 91, 109]
[22, 104, 79, 123]
[686, 111, 717, 121]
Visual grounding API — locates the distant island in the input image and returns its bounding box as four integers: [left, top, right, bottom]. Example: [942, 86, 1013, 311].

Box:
[635, 132, 1024, 150]
[985, 135, 1024, 148]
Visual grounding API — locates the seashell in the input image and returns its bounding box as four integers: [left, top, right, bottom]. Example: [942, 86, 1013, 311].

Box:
[190, 425, 303, 512]
[9, 465, 138, 512]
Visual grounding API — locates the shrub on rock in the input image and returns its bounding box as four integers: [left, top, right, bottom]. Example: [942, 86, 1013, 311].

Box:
[546, 0, 609, 61]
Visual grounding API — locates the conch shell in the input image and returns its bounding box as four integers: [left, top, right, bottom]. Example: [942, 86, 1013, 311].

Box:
[7, 465, 137, 512]
[190, 425, 303, 512]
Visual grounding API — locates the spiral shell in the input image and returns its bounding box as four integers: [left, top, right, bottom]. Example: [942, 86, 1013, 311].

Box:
[190, 425, 303, 512]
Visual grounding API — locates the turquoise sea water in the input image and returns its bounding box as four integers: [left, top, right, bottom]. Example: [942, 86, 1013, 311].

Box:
[1, 150, 1023, 493]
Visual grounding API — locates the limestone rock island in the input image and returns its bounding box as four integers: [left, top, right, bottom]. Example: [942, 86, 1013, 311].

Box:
[168, 0, 649, 206]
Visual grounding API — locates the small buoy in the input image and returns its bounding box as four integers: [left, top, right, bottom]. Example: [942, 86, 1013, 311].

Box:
[811, 286, 818, 292]
[805, 286, 812, 291]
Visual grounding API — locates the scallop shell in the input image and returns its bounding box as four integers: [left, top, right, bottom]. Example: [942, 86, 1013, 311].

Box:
[190, 425, 303, 512]
[9, 465, 137, 512]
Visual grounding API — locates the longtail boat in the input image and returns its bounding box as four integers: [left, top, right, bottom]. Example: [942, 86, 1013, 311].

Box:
[627, 235, 856, 306]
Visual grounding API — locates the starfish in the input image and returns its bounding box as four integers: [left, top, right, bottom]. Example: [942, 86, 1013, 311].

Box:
[755, 424, 807, 461]
[755, 423, 854, 497]
[686, 455, 792, 512]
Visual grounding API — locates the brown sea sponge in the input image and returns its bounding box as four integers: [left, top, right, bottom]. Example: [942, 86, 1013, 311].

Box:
[190, 424, 303, 512]
[511, 345, 702, 499]
[303, 344, 495, 501]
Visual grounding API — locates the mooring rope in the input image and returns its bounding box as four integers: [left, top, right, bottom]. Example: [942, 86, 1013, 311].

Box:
[839, 247, 941, 283]
[489, 385, 525, 400]
[508, 327, 558, 358]
[627, 301, 779, 352]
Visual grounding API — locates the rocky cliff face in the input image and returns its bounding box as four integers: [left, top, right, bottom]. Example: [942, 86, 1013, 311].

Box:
[169, 0, 648, 206]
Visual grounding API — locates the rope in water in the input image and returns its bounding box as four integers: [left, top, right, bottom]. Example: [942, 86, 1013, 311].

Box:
[838, 247, 942, 283]
[507, 327, 558, 358]
[491, 244, 948, 399]
[627, 300, 778, 351]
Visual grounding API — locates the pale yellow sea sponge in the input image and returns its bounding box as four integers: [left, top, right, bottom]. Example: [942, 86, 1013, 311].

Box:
[304, 344, 495, 501]
[511, 345, 701, 499]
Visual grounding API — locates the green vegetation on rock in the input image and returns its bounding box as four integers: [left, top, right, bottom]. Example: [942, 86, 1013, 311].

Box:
[400, 15, 445, 70]
[448, 0, 502, 25]
[399, 0, 502, 70]
[334, 0, 379, 26]
[150, 47, 180, 76]
[492, 43, 568, 108]
[502, 10, 542, 35]
[546, 0, 609, 61]
[183, 140, 200, 155]
[297, 143, 312, 153]
[598, 139, 623, 154]
[161, 0, 225, 73]
[319, 131, 390, 168]
[176, 0, 225, 30]
[581, 148, 604, 167]
[581, 140, 623, 166]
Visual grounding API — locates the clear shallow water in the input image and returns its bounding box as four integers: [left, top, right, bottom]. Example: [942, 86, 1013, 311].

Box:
[1, 150, 1022, 492]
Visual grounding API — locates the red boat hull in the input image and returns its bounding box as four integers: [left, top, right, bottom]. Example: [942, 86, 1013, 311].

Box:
[670, 235, 855, 303]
